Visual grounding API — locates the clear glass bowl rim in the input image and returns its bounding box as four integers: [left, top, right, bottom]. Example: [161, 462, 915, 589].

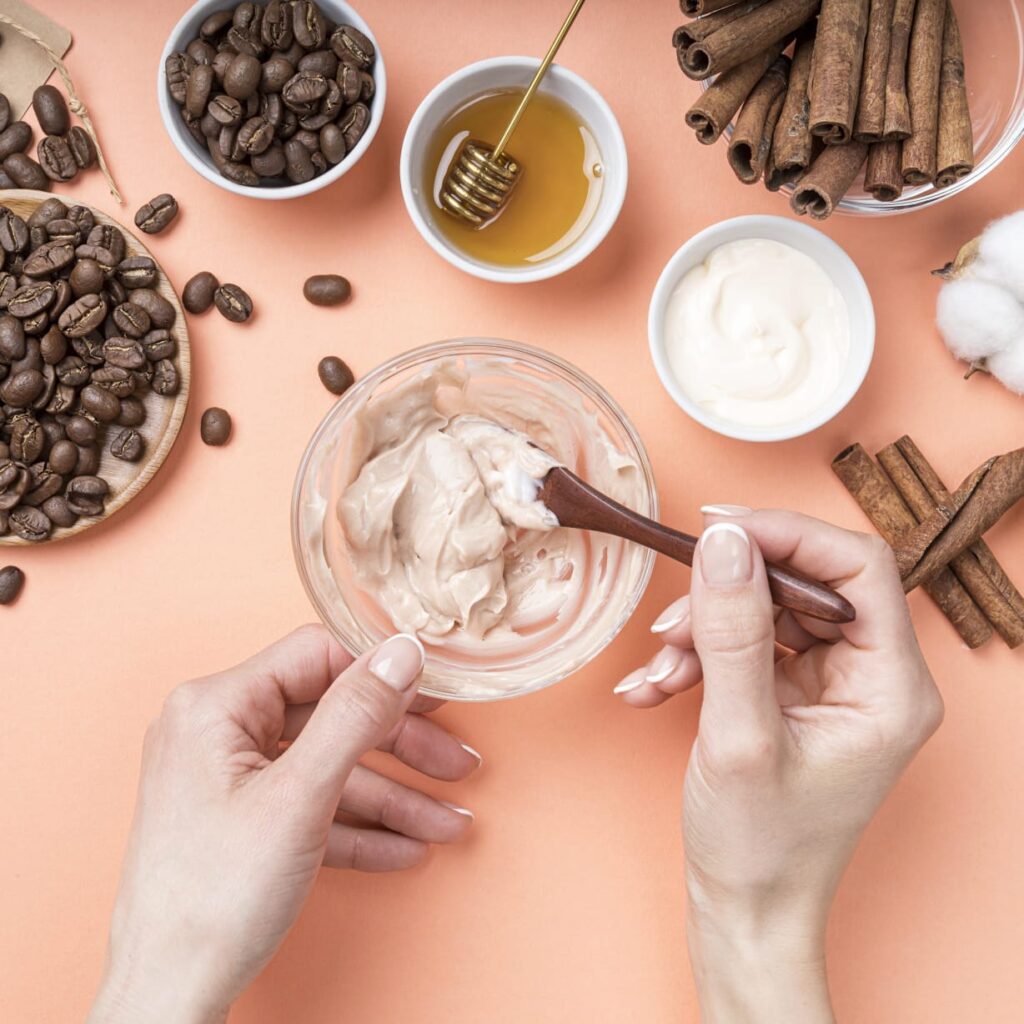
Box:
[290, 338, 659, 702]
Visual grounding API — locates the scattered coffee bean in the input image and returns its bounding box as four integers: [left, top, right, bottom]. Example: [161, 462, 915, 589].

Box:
[66, 127, 97, 169]
[200, 407, 232, 446]
[0, 565, 25, 604]
[32, 85, 71, 135]
[213, 283, 252, 323]
[134, 194, 180, 234]
[3, 152, 49, 191]
[37, 136, 78, 182]
[0, 122, 32, 162]
[9, 505, 50, 542]
[304, 274, 351, 307]
[317, 356, 354, 395]
[183, 271, 219, 313]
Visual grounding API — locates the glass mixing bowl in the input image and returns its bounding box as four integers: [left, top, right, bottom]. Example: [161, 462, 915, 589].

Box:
[292, 339, 657, 702]
[703, 0, 1024, 214]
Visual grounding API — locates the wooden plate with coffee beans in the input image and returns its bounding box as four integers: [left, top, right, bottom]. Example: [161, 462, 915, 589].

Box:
[0, 190, 191, 546]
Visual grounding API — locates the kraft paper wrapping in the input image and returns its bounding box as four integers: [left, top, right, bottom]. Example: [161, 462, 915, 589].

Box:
[0, 0, 71, 119]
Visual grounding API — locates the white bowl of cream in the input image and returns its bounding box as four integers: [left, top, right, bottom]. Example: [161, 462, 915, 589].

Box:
[648, 216, 875, 442]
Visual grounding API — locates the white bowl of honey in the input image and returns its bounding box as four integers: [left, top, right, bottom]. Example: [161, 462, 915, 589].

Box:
[400, 57, 628, 283]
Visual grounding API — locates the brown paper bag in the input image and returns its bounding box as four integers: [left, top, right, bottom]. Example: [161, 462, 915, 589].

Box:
[0, 0, 71, 119]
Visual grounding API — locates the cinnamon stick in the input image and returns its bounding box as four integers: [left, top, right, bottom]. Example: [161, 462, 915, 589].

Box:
[898, 447, 1024, 591]
[808, 0, 870, 145]
[682, 0, 744, 15]
[680, 0, 820, 80]
[882, 0, 917, 139]
[832, 443, 992, 648]
[935, 2, 973, 187]
[878, 443, 1024, 648]
[901, 0, 946, 185]
[791, 140, 868, 219]
[864, 139, 904, 200]
[686, 41, 786, 144]
[892, 437, 1024, 645]
[729, 56, 791, 182]
[766, 23, 816, 189]
[853, 0, 897, 142]
[674, 0, 773, 52]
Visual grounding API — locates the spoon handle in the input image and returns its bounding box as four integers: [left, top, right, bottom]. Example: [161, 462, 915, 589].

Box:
[542, 468, 856, 625]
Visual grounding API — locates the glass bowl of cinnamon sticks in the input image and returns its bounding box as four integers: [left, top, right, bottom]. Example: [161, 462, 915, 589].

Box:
[676, 0, 1024, 218]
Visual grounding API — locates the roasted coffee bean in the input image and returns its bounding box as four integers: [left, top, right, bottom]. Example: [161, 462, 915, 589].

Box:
[261, 56, 295, 93]
[10, 338, 42, 375]
[32, 84, 71, 135]
[201, 9, 234, 38]
[331, 24, 375, 68]
[187, 38, 217, 65]
[9, 505, 50, 541]
[37, 135, 77, 182]
[73, 442, 100, 477]
[0, 122, 32, 161]
[339, 103, 371, 151]
[292, 128, 320, 153]
[47, 438, 78, 475]
[50, 282, 72, 321]
[299, 49, 338, 77]
[116, 256, 158, 290]
[134, 193, 180, 235]
[0, 564, 25, 603]
[39, 327, 66, 366]
[55, 356, 89, 388]
[0, 209, 28, 254]
[87, 224, 126, 263]
[69, 259, 104, 298]
[10, 416, 44, 461]
[0, 94, 9, 135]
[66, 126, 97, 169]
[65, 414, 97, 444]
[8, 282, 55, 320]
[224, 53, 262, 101]
[91, 366, 135, 397]
[209, 94, 242, 127]
[337, 62, 361, 105]
[141, 329, 175, 362]
[22, 310, 50, 337]
[116, 396, 147, 427]
[39, 417, 64, 447]
[58, 294, 106, 337]
[238, 116, 274, 155]
[282, 71, 328, 110]
[304, 274, 351, 307]
[213, 283, 252, 323]
[359, 71, 375, 103]
[262, 0, 294, 49]
[186, 63, 215, 119]
[284, 137, 314, 183]
[251, 144, 286, 177]
[182, 271, 218, 314]
[152, 359, 179, 396]
[0, 315, 25, 360]
[319, 123, 346, 165]
[109, 428, 144, 462]
[181, 108, 206, 147]
[293, 0, 327, 48]
[200, 406, 232, 446]
[165, 52, 194, 105]
[27, 198, 68, 230]
[23, 464, 63, 506]
[79, 383, 120, 422]
[65, 475, 108, 517]
[317, 355, 354, 395]
[128, 288, 176, 329]
[0, 459, 29, 510]
[103, 337, 147, 370]
[74, 244, 117, 275]
[30, 363, 56, 410]
[3, 153, 49, 191]
[70, 335, 104, 367]
[66, 205, 95, 236]
[112, 302, 151, 339]
[0, 272, 18, 310]
[46, 219, 80, 245]
[46, 383, 76, 415]
[219, 155, 261, 187]
[23, 241, 75, 278]
[41, 495, 76, 528]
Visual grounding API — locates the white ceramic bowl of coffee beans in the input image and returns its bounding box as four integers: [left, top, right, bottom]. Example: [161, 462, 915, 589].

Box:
[158, 0, 386, 200]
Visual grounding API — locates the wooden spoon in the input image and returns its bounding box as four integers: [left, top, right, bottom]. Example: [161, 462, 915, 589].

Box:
[538, 466, 856, 625]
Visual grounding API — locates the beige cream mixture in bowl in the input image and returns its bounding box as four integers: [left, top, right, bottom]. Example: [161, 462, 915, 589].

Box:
[292, 340, 657, 701]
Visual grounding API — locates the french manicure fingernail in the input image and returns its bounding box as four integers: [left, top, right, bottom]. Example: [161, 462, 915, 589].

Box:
[701, 504, 753, 517]
[460, 742, 483, 766]
[368, 634, 425, 692]
[441, 800, 475, 820]
[646, 646, 683, 684]
[613, 670, 647, 695]
[651, 596, 688, 634]
[700, 523, 753, 585]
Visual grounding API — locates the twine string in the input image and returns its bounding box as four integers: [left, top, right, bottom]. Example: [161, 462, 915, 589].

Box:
[0, 12, 123, 203]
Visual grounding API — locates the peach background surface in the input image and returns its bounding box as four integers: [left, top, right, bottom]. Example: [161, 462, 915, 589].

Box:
[4, 2, 1024, 1022]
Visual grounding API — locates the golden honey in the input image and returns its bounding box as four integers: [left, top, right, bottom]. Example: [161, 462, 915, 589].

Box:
[424, 89, 604, 267]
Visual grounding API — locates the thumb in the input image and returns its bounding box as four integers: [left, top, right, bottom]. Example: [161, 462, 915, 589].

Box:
[276, 633, 425, 810]
[691, 522, 780, 748]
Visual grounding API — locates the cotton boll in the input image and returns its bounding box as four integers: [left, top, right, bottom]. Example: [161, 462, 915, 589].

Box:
[937, 277, 1024, 361]
[987, 345, 1024, 395]
[976, 211, 1024, 303]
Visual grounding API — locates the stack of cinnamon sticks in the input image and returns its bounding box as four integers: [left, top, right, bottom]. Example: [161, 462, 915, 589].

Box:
[677, 0, 974, 218]
[834, 439, 1024, 649]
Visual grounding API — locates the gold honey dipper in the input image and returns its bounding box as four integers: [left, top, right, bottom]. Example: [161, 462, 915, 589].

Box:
[439, 0, 589, 228]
